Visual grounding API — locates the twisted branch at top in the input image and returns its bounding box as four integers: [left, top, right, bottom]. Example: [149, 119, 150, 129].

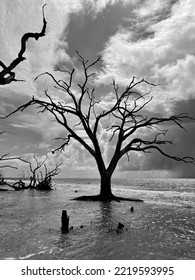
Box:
[0, 4, 47, 85]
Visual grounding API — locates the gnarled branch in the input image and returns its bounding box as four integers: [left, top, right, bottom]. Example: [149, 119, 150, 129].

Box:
[0, 4, 47, 85]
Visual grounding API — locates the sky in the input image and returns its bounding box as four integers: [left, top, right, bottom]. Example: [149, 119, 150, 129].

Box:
[0, 0, 195, 178]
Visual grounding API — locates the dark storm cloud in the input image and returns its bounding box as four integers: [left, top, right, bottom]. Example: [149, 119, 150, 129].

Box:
[118, 110, 195, 177]
[173, 99, 195, 118]
[66, 1, 135, 60]
[143, 122, 195, 177]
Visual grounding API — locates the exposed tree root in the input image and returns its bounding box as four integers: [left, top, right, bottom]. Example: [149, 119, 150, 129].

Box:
[72, 194, 143, 202]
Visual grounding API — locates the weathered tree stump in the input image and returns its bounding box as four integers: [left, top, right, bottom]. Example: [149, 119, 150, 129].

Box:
[130, 206, 134, 212]
[61, 210, 69, 233]
[117, 222, 124, 230]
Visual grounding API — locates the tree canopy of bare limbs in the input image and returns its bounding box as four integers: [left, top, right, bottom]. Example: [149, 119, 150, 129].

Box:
[0, 4, 47, 85]
[4, 53, 195, 201]
[19, 155, 61, 190]
[4, 155, 61, 191]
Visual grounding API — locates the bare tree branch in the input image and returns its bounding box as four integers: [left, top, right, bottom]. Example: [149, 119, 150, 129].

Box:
[0, 4, 47, 85]
[18, 155, 61, 190]
[0, 165, 18, 169]
[135, 145, 195, 164]
[0, 152, 21, 170]
[51, 134, 72, 153]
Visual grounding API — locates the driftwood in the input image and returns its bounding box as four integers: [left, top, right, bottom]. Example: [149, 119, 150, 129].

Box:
[0, 188, 8, 191]
[3, 179, 26, 191]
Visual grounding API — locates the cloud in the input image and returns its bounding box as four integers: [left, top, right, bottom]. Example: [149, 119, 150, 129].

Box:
[116, 119, 195, 177]
[0, 0, 84, 97]
[10, 110, 66, 140]
[82, 0, 138, 15]
[0, 0, 137, 99]
[152, 54, 195, 101]
[97, 0, 195, 109]
[133, 0, 177, 18]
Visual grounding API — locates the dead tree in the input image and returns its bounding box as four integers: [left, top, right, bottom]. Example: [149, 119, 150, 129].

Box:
[36, 161, 61, 190]
[19, 155, 61, 190]
[0, 4, 47, 85]
[3, 53, 195, 200]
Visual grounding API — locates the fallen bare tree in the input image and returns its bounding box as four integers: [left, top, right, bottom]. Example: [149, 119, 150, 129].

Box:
[18, 155, 61, 190]
[3, 53, 195, 200]
[0, 4, 47, 85]
[2, 155, 61, 191]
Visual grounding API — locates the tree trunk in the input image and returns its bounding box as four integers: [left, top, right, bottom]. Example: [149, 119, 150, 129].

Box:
[73, 169, 144, 202]
[100, 172, 113, 199]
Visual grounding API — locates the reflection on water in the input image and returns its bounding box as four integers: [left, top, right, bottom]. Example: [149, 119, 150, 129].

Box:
[0, 178, 195, 259]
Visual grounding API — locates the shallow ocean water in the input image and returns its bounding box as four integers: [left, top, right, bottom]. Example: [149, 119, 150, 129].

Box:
[0, 178, 194, 260]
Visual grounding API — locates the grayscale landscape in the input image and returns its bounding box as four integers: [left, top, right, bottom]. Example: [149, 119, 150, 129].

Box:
[0, 0, 195, 260]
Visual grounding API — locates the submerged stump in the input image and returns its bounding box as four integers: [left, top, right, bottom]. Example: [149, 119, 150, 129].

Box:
[61, 210, 69, 233]
[117, 222, 124, 230]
